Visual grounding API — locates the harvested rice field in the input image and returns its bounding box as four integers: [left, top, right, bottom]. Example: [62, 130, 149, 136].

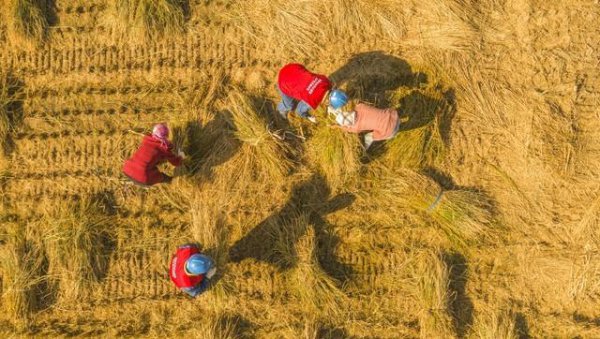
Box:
[0, 0, 599, 337]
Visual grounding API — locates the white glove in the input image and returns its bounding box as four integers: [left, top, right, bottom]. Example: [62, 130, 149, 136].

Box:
[206, 267, 217, 279]
[364, 132, 374, 150]
[327, 106, 341, 116]
[177, 150, 187, 159]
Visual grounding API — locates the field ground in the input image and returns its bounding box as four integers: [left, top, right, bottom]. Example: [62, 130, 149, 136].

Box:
[1, 0, 600, 337]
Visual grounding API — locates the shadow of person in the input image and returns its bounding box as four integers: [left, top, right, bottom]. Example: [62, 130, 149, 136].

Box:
[229, 174, 355, 281]
[329, 51, 427, 106]
[172, 111, 241, 182]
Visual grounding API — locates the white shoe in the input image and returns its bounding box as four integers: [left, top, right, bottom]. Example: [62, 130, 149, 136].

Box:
[307, 116, 317, 123]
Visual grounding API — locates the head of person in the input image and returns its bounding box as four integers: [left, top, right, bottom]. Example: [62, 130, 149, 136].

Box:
[184, 254, 214, 276]
[152, 123, 169, 142]
[328, 89, 348, 110]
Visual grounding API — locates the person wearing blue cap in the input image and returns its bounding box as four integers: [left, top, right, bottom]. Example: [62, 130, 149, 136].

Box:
[169, 244, 217, 297]
[328, 93, 400, 150]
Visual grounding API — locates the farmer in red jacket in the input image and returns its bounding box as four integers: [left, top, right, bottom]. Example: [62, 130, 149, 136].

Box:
[328, 92, 400, 150]
[277, 63, 344, 123]
[122, 123, 185, 186]
[169, 244, 217, 297]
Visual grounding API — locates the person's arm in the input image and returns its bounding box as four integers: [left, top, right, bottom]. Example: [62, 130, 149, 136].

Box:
[163, 146, 183, 167]
[181, 277, 209, 297]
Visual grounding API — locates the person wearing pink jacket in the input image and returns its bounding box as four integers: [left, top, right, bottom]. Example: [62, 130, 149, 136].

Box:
[328, 94, 400, 150]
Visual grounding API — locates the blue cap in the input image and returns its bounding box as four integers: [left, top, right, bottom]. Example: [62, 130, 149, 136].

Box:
[329, 90, 348, 109]
[185, 254, 213, 276]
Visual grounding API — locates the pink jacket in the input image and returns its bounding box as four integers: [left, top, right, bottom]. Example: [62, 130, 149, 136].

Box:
[341, 103, 399, 140]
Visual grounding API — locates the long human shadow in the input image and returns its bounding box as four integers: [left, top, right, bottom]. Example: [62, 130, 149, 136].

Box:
[172, 112, 241, 182]
[229, 174, 355, 281]
[329, 51, 428, 107]
[443, 252, 474, 338]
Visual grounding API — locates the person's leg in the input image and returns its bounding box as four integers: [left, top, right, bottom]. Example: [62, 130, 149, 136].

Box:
[181, 279, 210, 297]
[276, 85, 296, 119]
[295, 101, 316, 122]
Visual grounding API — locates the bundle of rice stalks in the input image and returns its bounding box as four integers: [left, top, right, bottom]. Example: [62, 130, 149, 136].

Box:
[5, 0, 49, 49]
[225, 90, 295, 183]
[0, 224, 46, 327]
[363, 168, 493, 247]
[43, 199, 114, 303]
[194, 312, 242, 339]
[106, 0, 186, 43]
[305, 118, 362, 193]
[412, 249, 455, 338]
[289, 223, 347, 318]
[469, 309, 517, 339]
[188, 190, 234, 302]
[380, 88, 451, 169]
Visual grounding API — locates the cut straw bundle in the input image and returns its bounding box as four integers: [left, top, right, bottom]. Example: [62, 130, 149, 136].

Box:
[0, 224, 46, 327]
[469, 309, 518, 339]
[288, 220, 347, 318]
[363, 168, 493, 247]
[412, 249, 455, 338]
[381, 88, 450, 169]
[5, 0, 48, 49]
[306, 120, 362, 193]
[225, 90, 295, 184]
[43, 198, 114, 303]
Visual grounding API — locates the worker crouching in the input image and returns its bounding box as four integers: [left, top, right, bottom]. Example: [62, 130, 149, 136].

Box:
[277, 63, 333, 123]
[169, 244, 217, 297]
[328, 92, 400, 150]
[122, 123, 185, 186]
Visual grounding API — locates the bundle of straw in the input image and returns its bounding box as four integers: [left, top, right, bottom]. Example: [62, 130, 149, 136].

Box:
[469, 309, 518, 339]
[363, 168, 493, 247]
[5, 0, 48, 49]
[381, 88, 449, 169]
[43, 198, 114, 302]
[225, 90, 295, 183]
[0, 224, 46, 327]
[106, 0, 185, 42]
[412, 250, 455, 338]
[305, 119, 362, 193]
[288, 221, 347, 318]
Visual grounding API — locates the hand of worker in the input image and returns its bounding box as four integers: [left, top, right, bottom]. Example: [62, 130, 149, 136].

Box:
[206, 267, 217, 279]
[177, 149, 187, 160]
[327, 106, 341, 116]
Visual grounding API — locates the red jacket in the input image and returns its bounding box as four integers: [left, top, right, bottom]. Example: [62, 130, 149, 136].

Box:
[341, 103, 399, 141]
[278, 63, 332, 109]
[122, 135, 182, 185]
[169, 245, 204, 289]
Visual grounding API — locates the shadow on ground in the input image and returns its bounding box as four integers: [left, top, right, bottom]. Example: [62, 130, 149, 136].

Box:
[443, 251, 474, 338]
[329, 51, 427, 107]
[229, 174, 355, 282]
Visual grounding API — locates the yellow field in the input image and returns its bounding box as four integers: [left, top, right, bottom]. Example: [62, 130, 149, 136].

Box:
[1, 0, 599, 337]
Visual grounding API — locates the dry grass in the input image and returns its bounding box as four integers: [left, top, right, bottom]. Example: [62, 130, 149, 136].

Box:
[363, 167, 494, 248]
[305, 118, 362, 193]
[105, 0, 186, 43]
[43, 198, 114, 303]
[0, 224, 46, 328]
[412, 249, 455, 338]
[286, 219, 347, 318]
[381, 87, 450, 169]
[225, 89, 295, 183]
[4, 0, 48, 49]
[469, 309, 517, 339]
